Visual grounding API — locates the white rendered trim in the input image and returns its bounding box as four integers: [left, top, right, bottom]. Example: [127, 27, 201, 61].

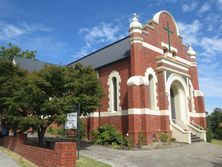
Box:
[161, 42, 178, 53]
[107, 71, 122, 112]
[142, 42, 164, 54]
[188, 80, 196, 113]
[127, 76, 149, 86]
[144, 67, 159, 110]
[130, 29, 142, 34]
[153, 10, 180, 36]
[189, 112, 206, 118]
[194, 90, 204, 97]
[157, 59, 189, 71]
[166, 73, 190, 122]
[130, 39, 143, 44]
[80, 109, 170, 118]
[156, 66, 190, 77]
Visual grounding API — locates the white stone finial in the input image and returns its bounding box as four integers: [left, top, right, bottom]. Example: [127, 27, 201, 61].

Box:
[129, 13, 142, 32]
[132, 13, 138, 22]
[187, 43, 197, 58]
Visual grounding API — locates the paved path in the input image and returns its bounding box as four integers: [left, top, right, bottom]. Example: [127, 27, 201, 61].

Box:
[80, 142, 222, 167]
[0, 149, 19, 167]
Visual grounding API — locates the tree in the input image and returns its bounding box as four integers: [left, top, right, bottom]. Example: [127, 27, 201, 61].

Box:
[207, 108, 222, 139]
[0, 43, 36, 61]
[4, 64, 103, 146]
[0, 60, 27, 133]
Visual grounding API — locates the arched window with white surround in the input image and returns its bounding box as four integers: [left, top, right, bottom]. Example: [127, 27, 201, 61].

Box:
[145, 67, 158, 110]
[148, 74, 155, 109]
[107, 71, 121, 112]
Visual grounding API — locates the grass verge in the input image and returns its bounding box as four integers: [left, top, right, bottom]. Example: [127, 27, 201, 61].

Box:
[77, 156, 111, 167]
[212, 139, 222, 146]
[0, 146, 37, 167]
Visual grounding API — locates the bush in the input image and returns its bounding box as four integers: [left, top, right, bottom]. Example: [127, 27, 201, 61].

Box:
[92, 125, 127, 148]
[137, 131, 145, 148]
[159, 132, 169, 143]
[169, 138, 176, 142]
[206, 128, 213, 142]
[47, 126, 65, 136]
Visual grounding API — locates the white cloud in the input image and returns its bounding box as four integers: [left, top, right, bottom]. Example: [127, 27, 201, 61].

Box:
[198, 2, 211, 14]
[182, 2, 198, 12]
[177, 20, 201, 44]
[199, 37, 222, 57]
[76, 22, 127, 57]
[0, 22, 50, 41]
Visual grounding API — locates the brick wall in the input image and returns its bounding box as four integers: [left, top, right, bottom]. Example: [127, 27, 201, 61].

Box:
[2, 134, 76, 167]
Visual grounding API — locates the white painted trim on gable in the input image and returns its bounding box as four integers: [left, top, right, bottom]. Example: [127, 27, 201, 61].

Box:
[153, 10, 180, 36]
[142, 42, 164, 54]
[127, 76, 149, 86]
[161, 42, 178, 53]
[157, 59, 189, 71]
[194, 90, 204, 97]
[144, 67, 159, 110]
[107, 71, 122, 112]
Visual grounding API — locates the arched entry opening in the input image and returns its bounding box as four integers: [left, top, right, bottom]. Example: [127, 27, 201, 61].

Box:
[170, 80, 187, 124]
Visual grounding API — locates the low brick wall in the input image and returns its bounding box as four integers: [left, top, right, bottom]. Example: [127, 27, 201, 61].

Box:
[2, 134, 76, 167]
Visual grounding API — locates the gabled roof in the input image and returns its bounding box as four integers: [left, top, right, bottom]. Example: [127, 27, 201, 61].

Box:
[68, 36, 130, 69]
[13, 56, 54, 72]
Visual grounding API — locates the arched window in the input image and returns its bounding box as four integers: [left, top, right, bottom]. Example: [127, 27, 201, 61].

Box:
[107, 71, 121, 112]
[145, 67, 158, 110]
[112, 77, 118, 111]
[149, 74, 155, 109]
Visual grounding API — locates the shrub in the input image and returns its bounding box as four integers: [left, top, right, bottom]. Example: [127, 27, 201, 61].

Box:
[206, 128, 213, 142]
[92, 125, 127, 148]
[127, 136, 134, 149]
[137, 131, 145, 148]
[47, 126, 65, 136]
[159, 132, 169, 143]
[169, 138, 176, 142]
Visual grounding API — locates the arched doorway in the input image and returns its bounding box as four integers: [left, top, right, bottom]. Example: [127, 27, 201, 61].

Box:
[170, 80, 187, 123]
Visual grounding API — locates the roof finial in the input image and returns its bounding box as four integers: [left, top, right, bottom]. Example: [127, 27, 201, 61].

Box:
[187, 43, 196, 57]
[129, 12, 142, 31]
[132, 13, 138, 22]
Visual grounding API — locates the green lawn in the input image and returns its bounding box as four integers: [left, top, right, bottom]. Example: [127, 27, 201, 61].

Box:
[77, 156, 111, 167]
[212, 139, 222, 146]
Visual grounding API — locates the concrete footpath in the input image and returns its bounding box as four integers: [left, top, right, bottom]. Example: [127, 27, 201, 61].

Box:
[0, 149, 19, 167]
[80, 142, 222, 167]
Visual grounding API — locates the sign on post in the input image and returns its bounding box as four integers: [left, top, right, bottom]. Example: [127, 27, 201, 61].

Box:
[65, 112, 77, 129]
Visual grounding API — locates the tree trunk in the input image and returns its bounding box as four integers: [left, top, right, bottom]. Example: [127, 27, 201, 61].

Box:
[37, 127, 46, 147]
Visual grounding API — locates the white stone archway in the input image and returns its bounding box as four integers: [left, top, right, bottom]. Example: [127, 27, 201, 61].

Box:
[166, 74, 189, 123]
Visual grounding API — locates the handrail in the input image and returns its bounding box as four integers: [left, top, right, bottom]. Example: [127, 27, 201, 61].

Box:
[190, 121, 205, 131]
[172, 119, 189, 131]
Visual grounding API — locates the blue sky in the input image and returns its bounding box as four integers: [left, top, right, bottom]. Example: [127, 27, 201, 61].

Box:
[0, 0, 221, 112]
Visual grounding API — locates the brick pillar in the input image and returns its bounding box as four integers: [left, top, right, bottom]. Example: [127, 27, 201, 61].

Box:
[55, 142, 76, 167]
[127, 13, 145, 145]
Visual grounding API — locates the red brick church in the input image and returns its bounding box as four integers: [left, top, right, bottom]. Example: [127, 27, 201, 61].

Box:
[69, 10, 207, 144]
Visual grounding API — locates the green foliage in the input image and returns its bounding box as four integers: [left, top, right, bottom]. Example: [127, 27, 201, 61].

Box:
[159, 132, 169, 143]
[127, 136, 134, 149]
[137, 131, 145, 148]
[92, 125, 127, 148]
[47, 126, 65, 136]
[206, 128, 213, 143]
[0, 43, 36, 61]
[207, 108, 222, 139]
[169, 138, 176, 142]
[0, 59, 103, 146]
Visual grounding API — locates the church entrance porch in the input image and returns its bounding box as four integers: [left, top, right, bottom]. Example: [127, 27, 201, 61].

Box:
[170, 80, 188, 125]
